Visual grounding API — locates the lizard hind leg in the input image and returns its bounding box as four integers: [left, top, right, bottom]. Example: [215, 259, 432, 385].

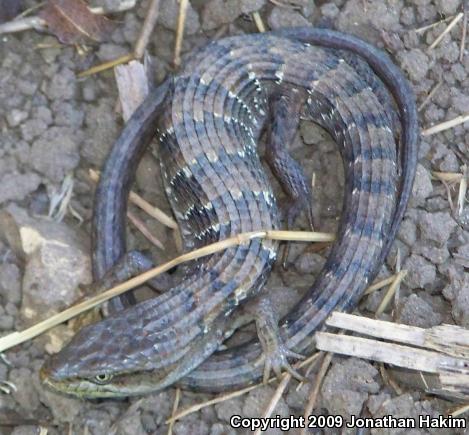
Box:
[247, 295, 306, 383]
[265, 88, 315, 232]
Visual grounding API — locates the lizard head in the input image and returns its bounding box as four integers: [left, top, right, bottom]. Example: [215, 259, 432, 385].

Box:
[40, 311, 167, 398]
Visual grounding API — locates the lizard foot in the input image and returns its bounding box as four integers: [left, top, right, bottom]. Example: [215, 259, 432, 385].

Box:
[254, 343, 306, 384]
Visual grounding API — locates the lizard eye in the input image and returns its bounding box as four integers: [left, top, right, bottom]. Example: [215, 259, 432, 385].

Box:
[93, 373, 113, 384]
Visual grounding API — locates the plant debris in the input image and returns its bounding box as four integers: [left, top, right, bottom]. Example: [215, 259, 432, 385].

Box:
[39, 0, 115, 45]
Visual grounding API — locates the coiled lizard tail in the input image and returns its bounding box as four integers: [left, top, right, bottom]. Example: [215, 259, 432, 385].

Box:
[41, 28, 418, 397]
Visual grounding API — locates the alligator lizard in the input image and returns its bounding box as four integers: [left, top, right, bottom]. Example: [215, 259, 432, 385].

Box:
[41, 27, 418, 397]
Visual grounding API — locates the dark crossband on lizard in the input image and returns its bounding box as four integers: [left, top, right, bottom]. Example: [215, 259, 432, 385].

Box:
[40, 27, 418, 398]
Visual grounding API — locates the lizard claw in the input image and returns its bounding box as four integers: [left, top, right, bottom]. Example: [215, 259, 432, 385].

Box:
[255, 344, 306, 384]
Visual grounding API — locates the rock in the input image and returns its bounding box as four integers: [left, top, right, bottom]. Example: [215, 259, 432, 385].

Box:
[295, 252, 326, 275]
[0, 307, 14, 330]
[201, 0, 266, 28]
[397, 293, 442, 328]
[409, 164, 433, 207]
[454, 243, 469, 268]
[0, 263, 21, 305]
[114, 410, 147, 435]
[51, 101, 85, 128]
[44, 68, 77, 101]
[403, 254, 436, 289]
[10, 427, 41, 435]
[321, 358, 379, 419]
[96, 43, 129, 62]
[300, 121, 329, 145]
[4, 205, 90, 326]
[6, 109, 28, 127]
[337, 0, 401, 38]
[321, 3, 340, 19]
[9, 368, 40, 414]
[81, 98, 118, 165]
[158, 0, 200, 34]
[412, 242, 449, 265]
[20, 118, 49, 142]
[0, 172, 41, 205]
[451, 275, 469, 327]
[267, 7, 310, 29]
[435, 0, 460, 15]
[30, 127, 81, 182]
[369, 393, 415, 418]
[397, 218, 417, 246]
[38, 387, 82, 423]
[174, 419, 210, 435]
[243, 386, 289, 419]
[397, 48, 430, 82]
[215, 397, 243, 423]
[417, 211, 456, 246]
[210, 423, 237, 435]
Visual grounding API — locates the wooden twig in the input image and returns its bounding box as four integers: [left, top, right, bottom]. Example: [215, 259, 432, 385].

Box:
[461, 1, 468, 61]
[89, 169, 178, 230]
[300, 352, 333, 435]
[78, 53, 134, 78]
[421, 113, 469, 136]
[167, 388, 181, 435]
[253, 374, 292, 435]
[173, 0, 189, 67]
[363, 273, 399, 295]
[166, 352, 319, 424]
[457, 164, 468, 216]
[252, 12, 266, 33]
[317, 313, 469, 399]
[418, 81, 442, 112]
[127, 211, 164, 249]
[429, 12, 464, 49]
[375, 270, 407, 316]
[134, 0, 161, 60]
[414, 15, 456, 34]
[432, 171, 463, 183]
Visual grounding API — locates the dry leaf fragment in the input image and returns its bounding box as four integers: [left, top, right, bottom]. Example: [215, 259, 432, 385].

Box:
[39, 0, 115, 45]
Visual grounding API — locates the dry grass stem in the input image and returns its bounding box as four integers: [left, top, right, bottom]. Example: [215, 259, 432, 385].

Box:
[450, 404, 469, 417]
[429, 12, 463, 49]
[166, 352, 319, 424]
[48, 174, 74, 221]
[268, 0, 303, 9]
[418, 81, 442, 111]
[252, 11, 266, 33]
[296, 352, 320, 391]
[89, 169, 178, 229]
[363, 274, 397, 295]
[15, 1, 46, 19]
[173, 0, 189, 67]
[253, 374, 292, 435]
[0, 229, 333, 353]
[134, 0, 161, 59]
[457, 164, 467, 216]
[300, 352, 333, 435]
[414, 15, 456, 34]
[432, 171, 463, 183]
[78, 53, 134, 78]
[167, 388, 181, 435]
[422, 113, 469, 136]
[375, 270, 407, 316]
[461, 3, 467, 61]
[127, 211, 164, 249]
